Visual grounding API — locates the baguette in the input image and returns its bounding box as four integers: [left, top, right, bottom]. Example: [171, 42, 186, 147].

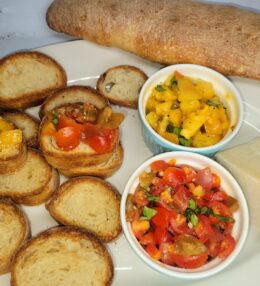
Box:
[97, 65, 148, 108]
[0, 51, 67, 109]
[47, 0, 260, 80]
[0, 199, 30, 275]
[59, 142, 123, 178]
[46, 176, 121, 242]
[0, 149, 59, 205]
[0, 116, 27, 175]
[11, 226, 114, 286]
[1, 111, 40, 148]
[39, 85, 121, 170]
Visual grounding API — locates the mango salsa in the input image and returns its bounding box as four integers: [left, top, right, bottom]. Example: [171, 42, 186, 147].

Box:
[145, 71, 230, 147]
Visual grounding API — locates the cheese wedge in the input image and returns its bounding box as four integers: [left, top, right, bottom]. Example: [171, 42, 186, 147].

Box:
[215, 138, 260, 232]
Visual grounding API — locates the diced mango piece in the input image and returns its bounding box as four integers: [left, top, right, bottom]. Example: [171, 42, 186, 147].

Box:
[146, 111, 159, 130]
[42, 122, 57, 136]
[195, 79, 215, 100]
[155, 101, 173, 116]
[180, 99, 201, 114]
[146, 97, 159, 111]
[164, 132, 179, 144]
[192, 132, 221, 147]
[180, 106, 210, 139]
[168, 108, 182, 127]
[156, 116, 169, 136]
[0, 129, 22, 145]
[0, 117, 14, 132]
[178, 77, 203, 102]
[152, 86, 177, 102]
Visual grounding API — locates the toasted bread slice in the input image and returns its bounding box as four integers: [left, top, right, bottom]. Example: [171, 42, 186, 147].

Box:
[46, 177, 121, 242]
[0, 116, 27, 175]
[0, 51, 67, 109]
[0, 148, 59, 205]
[11, 226, 114, 286]
[39, 85, 108, 119]
[1, 111, 40, 148]
[59, 143, 123, 178]
[0, 199, 30, 275]
[39, 86, 120, 170]
[97, 65, 148, 108]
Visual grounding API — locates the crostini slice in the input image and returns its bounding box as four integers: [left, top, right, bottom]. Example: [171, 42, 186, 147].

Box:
[97, 65, 148, 108]
[46, 176, 122, 242]
[39, 85, 124, 170]
[0, 116, 27, 174]
[0, 199, 30, 275]
[1, 110, 40, 148]
[0, 148, 59, 205]
[11, 226, 114, 286]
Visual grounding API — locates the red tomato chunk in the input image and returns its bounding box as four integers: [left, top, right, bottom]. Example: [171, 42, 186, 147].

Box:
[126, 160, 238, 269]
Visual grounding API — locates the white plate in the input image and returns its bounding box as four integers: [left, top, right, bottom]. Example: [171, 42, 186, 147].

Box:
[1, 40, 260, 286]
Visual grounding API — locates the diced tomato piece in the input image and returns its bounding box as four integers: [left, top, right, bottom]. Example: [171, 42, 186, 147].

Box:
[172, 185, 190, 211]
[212, 173, 221, 189]
[209, 214, 219, 225]
[150, 160, 170, 172]
[208, 201, 231, 217]
[169, 213, 194, 235]
[146, 244, 161, 260]
[163, 167, 186, 188]
[172, 252, 208, 269]
[150, 178, 169, 195]
[82, 123, 117, 154]
[139, 232, 155, 245]
[194, 215, 215, 243]
[154, 226, 173, 244]
[58, 115, 83, 130]
[180, 164, 197, 183]
[55, 126, 81, 151]
[195, 167, 213, 192]
[218, 235, 236, 258]
[159, 242, 176, 265]
[131, 220, 150, 239]
[151, 207, 169, 229]
[133, 188, 148, 207]
[211, 191, 228, 202]
[223, 221, 234, 235]
[205, 228, 223, 257]
[125, 194, 142, 222]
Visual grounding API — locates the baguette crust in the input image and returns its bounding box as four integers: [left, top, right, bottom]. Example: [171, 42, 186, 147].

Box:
[97, 65, 148, 108]
[1, 110, 40, 148]
[0, 137, 27, 175]
[11, 226, 114, 286]
[0, 148, 60, 205]
[39, 85, 109, 118]
[0, 199, 30, 275]
[47, 0, 260, 80]
[46, 176, 121, 242]
[0, 51, 67, 109]
[59, 142, 123, 178]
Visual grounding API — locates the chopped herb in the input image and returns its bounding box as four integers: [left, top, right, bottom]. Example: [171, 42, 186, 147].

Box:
[51, 112, 59, 125]
[155, 84, 166, 92]
[166, 123, 174, 133]
[213, 213, 235, 223]
[207, 99, 220, 108]
[200, 206, 212, 216]
[141, 188, 160, 202]
[173, 127, 181, 136]
[141, 206, 157, 220]
[188, 198, 197, 210]
[184, 208, 199, 227]
[190, 213, 199, 227]
[170, 76, 178, 88]
[179, 137, 192, 147]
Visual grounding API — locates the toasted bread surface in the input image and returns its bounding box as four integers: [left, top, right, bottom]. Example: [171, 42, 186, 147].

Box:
[0, 136, 27, 175]
[39, 85, 108, 118]
[0, 199, 30, 275]
[46, 177, 121, 242]
[97, 65, 147, 108]
[0, 148, 59, 205]
[59, 142, 123, 178]
[47, 0, 260, 80]
[11, 226, 114, 286]
[2, 111, 40, 148]
[0, 51, 67, 109]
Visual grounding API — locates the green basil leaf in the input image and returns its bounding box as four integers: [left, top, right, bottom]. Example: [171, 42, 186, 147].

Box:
[190, 213, 199, 227]
[141, 188, 160, 202]
[155, 84, 166, 92]
[179, 137, 192, 147]
[51, 112, 59, 125]
[188, 198, 197, 210]
[142, 206, 157, 220]
[200, 206, 212, 216]
[173, 127, 181, 136]
[213, 213, 235, 223]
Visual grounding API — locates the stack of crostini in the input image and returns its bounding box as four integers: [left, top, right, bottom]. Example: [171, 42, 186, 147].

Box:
[0, 49, 147, 286]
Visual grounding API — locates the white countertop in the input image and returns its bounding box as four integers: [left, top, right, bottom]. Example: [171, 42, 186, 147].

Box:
[0, 0, 260, 58]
